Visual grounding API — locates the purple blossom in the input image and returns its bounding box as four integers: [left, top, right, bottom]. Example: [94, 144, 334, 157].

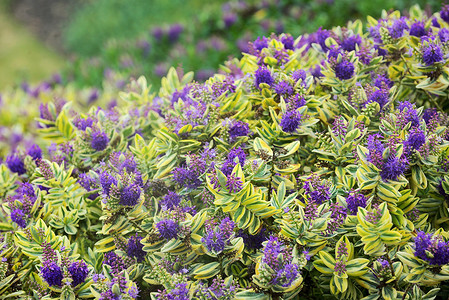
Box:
[414, 231, 449, 265]
[159, 283, 189, 300]
[334, 261, 346, 276]
[341, 35, 362, 51]
[289, 94, 307, 109]
[398, 101, 420, 127]
[389, 17, 409, 39]
[229, 121, 250, 142]
[91, 131, 109, 151]
[310, 64, 324, 78]
[161, 191, 181, 210]
[281, 35, 295, 50]
[410, 21, 427, 37]
[221, 147, 246, 176]
[368, 88, 389, 109]
[423, 108, 438, 124]
[261, 236, 299, 287]
[441, 5, 449, 23]
[27, 144, 42, 160]
[202, 217, 235, 253]
[41, 262, 63, 287]
[291, 70, 307, 82]
[237, 228, 268, 250]
[316, 27, 330, 51]
[346, 191, 367, 215]
[11, 208, 27, 228]
[380, 156, 408, 181]
[6, 154, 26, 175]
[104, 252, 126, 274]
[254, 66, 274, 88]
[223, 13, 237, 28]
[439, 28, 449, 42]
[404, 128, 426, 154]
[303, 175, 330, 204]
[99, 171, 117, 197]
[127, 235, 146, 263]
[152, 27, 164, 41]
[119, 183, 141, 206]
[168, 24, 183, 43]
[253, 36, 269, 51]
[226, 174, 243, 193]
[280, 110, 301, 133]
[335, 60, 355, 80]
[274, 81, 294, 96]
[68, 261, 89, 286]
[172, 167, 202, 189]
[74, 117, 94, 131]
[422, 43, 444, 65]
[373, 74, 393, 89]
[171, 85, 191, 104]
[156, 219, 179, 240]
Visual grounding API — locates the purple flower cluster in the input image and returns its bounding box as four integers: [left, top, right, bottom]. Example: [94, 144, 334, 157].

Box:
[196, 277, 238, 299]
[156, 219, 180, 240]
[27, 144, 42, 161]
[158, 283, 189, 300]
[346, 191, 367, 215]
[280, 110, 302, 133]
[127, 234, 146, 263]
[161, 191, 181, 210]
[260, 236, 299, 287]
[74, 116, 94, 131]
[41, 262, 64, 287]
[91, 130, 109, 151]
[414, 231, 449, 265]
[119, 183, 141, 206]
[202, 217, 235, 253]
[8, 183, 37, 228]
[103, 251, 127, 274]
[226, 173, 243, 194]
[303, 174, 330, 204]
[334, 60, 355, 80]
[68, 261, 89, 286]
[254, 66, 274, 88]
[221, 147, 246, 176]
[228, 120, 250, 142]
[366, 134, 408, 181]
[6, 153, 26, 175]
[422, 42, 444, 66]
[78, 172, 100, 200]
[40, 243, 88, 287]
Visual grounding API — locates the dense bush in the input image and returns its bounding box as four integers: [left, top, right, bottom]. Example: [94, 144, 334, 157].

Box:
[3, 4, 449, 300]
[64, 0, 442, 88]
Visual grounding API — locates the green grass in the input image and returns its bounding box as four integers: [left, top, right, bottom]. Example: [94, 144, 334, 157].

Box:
[64, 0, 227, 56]
[0, 7, 64, 89]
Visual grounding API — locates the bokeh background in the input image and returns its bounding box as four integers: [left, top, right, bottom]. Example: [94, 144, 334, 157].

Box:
[0, 0, 444, 89]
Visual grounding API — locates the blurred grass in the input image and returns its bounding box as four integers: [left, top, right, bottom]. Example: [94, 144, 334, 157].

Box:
[64, 0, 228, 56]
[0, 5, 64, 88]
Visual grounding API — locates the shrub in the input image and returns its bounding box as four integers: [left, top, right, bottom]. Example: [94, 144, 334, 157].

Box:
[2, 4, 449, 299]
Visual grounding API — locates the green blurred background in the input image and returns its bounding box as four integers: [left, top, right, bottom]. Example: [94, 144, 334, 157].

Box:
[0, 0, 444, 89]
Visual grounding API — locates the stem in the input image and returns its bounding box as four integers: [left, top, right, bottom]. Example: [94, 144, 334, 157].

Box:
[402, 283, 414, 300]
[129, 219, 150, 235]
[218, 254, 224, 277]
[385, 249, 399, 289]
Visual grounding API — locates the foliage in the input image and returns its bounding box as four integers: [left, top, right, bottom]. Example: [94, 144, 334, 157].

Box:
[3, 3, 449, 300]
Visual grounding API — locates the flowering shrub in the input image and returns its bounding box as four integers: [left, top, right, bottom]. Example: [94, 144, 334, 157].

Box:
[3, 4, 449, 300]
